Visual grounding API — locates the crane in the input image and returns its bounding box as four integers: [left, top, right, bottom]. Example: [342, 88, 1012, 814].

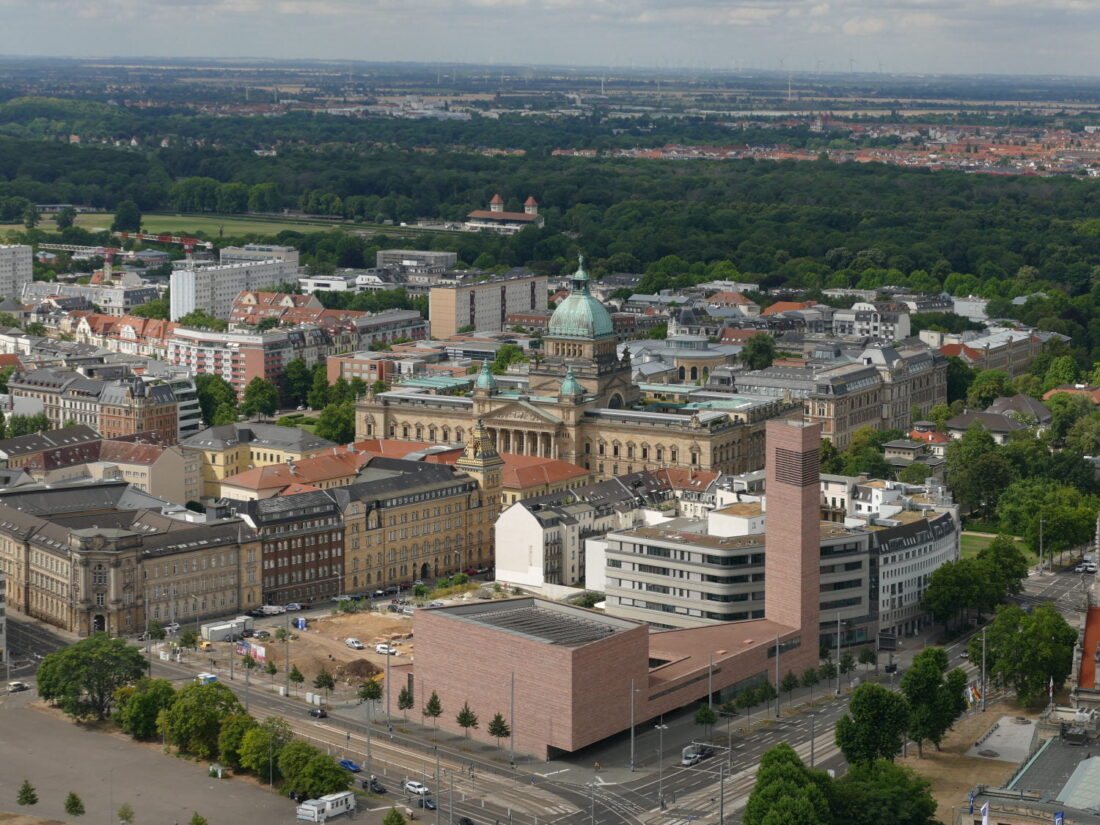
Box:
[114, 232, 214, 261]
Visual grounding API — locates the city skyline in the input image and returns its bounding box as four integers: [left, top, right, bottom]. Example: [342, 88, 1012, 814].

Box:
[3, 0, 1100, 79]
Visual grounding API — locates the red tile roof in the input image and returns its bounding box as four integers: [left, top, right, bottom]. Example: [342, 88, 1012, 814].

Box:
[466, 210, 540, 222]
[707, 291, 755, 306]
[760, 300, 818, 317]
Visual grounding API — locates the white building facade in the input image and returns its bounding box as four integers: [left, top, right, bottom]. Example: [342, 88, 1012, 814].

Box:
[0, 246, 32, 302]
[170, 261, 299, 320]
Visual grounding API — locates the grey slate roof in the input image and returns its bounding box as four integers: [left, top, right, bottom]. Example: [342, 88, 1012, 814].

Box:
[183, 422, 336, 453]
[0, 425, 101, 458]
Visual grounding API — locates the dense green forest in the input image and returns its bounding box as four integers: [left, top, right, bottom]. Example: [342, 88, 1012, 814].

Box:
[7, 96, 1100, 364]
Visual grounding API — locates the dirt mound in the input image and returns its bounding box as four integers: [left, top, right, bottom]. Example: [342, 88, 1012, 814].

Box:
[338, 659, 382, 680]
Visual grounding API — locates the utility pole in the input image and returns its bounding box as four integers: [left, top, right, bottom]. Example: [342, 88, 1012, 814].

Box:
[284, 611, 290, 695]
[810, 713, 816, 767]
[718, 761, 725, 825]
[655, 722, 668, 808]
[835, 613, 842, 695]
[775, 633, 781, 717]
[434, 748, 440, 825]
[386, 642, 392, 722]
[981, 628, 987, 713]
[1040, 515, 1046, 574]
[629, 677, 636, 771]
[366, 722, 372, 779]
[510, 671, 515, 768]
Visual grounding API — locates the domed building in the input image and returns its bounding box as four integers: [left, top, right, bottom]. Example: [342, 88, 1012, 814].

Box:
[356, 257, 794, 479]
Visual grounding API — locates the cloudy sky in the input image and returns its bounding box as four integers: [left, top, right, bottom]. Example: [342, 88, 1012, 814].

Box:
[3, 0, 1099, 77]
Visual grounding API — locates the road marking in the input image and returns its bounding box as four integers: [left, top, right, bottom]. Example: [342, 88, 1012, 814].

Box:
[538, 769, 570, 777]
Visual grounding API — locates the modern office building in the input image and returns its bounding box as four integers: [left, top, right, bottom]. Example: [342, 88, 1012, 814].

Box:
[0, 245, 33, 302]
[375, 249, 457, 274]
[219, 244, 300, 268]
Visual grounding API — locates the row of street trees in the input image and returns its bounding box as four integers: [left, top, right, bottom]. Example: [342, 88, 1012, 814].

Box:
[920, 535, 1030, 634]
[36, 636, 352, 799]
[392, 687, 512, 746]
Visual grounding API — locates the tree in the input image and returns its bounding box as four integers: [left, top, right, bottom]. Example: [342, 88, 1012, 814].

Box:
[313, 668, 335, 703]
[780, 671, 800, 702]
[858, 647, 877, 670]
[17, 780, 37, 806]
[115, 677, 177, 740]
[488, 712, 511, 748]
[24, 321, 46, 337]
[195, 374, 237, 425]
[55, 206, 77, 229]
[158, 681, 245, 759]
[694, 703, 718, 735]
[831, 760, 938, 825]
[241, 377, 280, 419]
[736, 686, 759, 725]
[897, 463, 932, 485]
[147, 620, 166, 641]
[65, 791, 85, 816]
[112, 200, 142, 232]
[176, 309, 228, 332]
[307, 364, 330, 410]
[359, 678, 383, 721]
[8, 413, 50, 436]
[743, 744, 829, 825]
[218, 713, 259, 769]
[1066, 414, 1100, 456]
[266, 660, 278, 682]
[288, 664, 305, 695]
[974, 602, 1076, 705]
[188, 814, 208, 825]
[800, 668, 820, 702]
[839, 651, 856, 676]
[835, 683, 910, 765]
[179, 628, 198, 649]
[330, 377, 353, 405]
[491, 343, 529, 375]
[117, 802, 135, 825]
[741, 333, 776, 371]
[278, 740, 321, 789]
[283, 358, 312, 404]
[383, 807, 407, 825]
[976, 534, 1029, 596]
[211, 402, 237, 426]
[422, 690, 443, 728]
[900, 648, 967, 757]
[239, 718, 294, 782]
[397, 685, 413, 719]
[945, 355, 975, 403]
[23, 204, 38, 229]
[456, 701, 479, 736]
[314, 402, 355, 444]
[966, 369, 1013, 409]
[296, 754, 353, 799]
[36, 633, 148, 721]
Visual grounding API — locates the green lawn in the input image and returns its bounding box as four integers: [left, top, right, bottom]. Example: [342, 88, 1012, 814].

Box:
[2, 211, 439, 243]
[960, 533, 1036, 565]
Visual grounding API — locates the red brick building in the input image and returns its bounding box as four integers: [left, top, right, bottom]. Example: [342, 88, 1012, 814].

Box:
[387, 420, 824, 758]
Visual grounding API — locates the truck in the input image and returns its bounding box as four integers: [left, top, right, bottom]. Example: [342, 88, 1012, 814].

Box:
[200, 615, 253, 642]
[296, 791, 356, 822]
[195, 673, 218, 685]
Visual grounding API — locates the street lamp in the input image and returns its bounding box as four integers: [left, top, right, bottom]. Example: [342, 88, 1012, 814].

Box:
[628, 677, 640, 771]
[809, 712, 816, 768]
[655, 722, 669, 808]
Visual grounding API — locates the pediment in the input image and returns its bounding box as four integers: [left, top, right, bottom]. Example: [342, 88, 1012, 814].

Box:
[484, 400, 561, 426]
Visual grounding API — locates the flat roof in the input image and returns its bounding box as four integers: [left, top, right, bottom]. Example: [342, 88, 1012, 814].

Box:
[427, 597, 639, 647]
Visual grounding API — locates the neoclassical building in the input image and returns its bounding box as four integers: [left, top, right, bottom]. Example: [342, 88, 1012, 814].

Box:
[356, 261, 798, 479]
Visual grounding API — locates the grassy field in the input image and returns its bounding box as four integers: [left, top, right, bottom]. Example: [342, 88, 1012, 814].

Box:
[1, 211, 441, 243]
[960, 532, 1036, 565]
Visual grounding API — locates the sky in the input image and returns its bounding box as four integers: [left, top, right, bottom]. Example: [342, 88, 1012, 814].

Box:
[3, 0, 1100, 78]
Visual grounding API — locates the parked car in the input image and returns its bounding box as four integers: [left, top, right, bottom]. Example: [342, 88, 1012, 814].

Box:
[164, 622, 180, 633]
[333, 595, 353, 602]
[1076, 563, 1087, 573]
[1088, 563, 1098, 574]
[308, 708, 328, 719]
[338, 759, 362, 773]
[430, 601, 445, 607]
[697, 746, 715, 759]
[375, 643, 397, 655]
[680, 753, 702, 767]
[289, 790, 307, 802]
[7, 681, 29, 693]
[346, 638, 365, 650]
[363, 777, 386, 793]
[241, 629, 255, 638]
[285, 603, 303, 611]
[457, 818, 475, 825]
[372, 589, 385, 598]
[417, 798, 437, 810]
[253, 630, 271, 640]
[404, 781, 430, 796]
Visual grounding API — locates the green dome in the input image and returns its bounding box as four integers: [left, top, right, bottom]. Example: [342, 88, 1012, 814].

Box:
[474, 360, 498, 392]
[547, 256, 615, 340]
[560, 366, 583, 397]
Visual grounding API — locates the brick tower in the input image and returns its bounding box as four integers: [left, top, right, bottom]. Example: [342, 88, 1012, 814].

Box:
[764, 420, 821, 642]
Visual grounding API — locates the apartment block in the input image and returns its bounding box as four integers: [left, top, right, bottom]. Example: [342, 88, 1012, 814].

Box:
[166, 325, 329, 397]
[219, 244, 300, 268]
[429, 270, 547, 338]
[8, 369, 180, 442]
[0, 245, 33, 301]
[22, 280, 160, 317]
[169, 261, 299, 320]
[375, 249, 457, 274]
